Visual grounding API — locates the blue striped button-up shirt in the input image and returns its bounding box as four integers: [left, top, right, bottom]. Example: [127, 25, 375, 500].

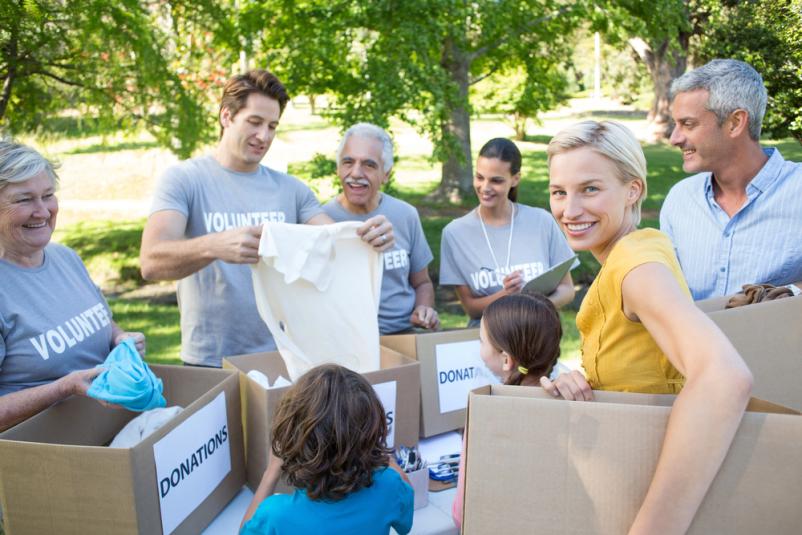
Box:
[660, 148, 802, 300]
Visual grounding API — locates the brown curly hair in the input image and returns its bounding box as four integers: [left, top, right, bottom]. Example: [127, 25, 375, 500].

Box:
[271, 364, 390, 501]
[483, 293, 562, 385]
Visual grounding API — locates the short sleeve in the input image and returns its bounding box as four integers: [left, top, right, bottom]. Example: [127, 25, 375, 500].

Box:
[610, 231, 677, 287]
[438, 225, 463, 286]
[391, 478, 415, 535]
[149, 164, 191, 217]
[408, 209, 433, 274]
[296, 181, 324, 223]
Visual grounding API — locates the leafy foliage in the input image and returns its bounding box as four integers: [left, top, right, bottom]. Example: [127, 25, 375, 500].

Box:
[694, 0, 802, 144]
[242, 0, 584, 197]
[0, 0, 236, 157]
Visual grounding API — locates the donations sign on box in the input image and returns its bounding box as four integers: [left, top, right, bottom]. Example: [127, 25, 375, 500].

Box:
[435, 339, 498, 414]
[373, 380, 398, 448]
[154, 392, 231, 535]
[381, 329, 499, 437]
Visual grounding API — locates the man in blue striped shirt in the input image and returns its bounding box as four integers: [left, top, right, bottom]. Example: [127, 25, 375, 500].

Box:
[660, 59, 802, 300]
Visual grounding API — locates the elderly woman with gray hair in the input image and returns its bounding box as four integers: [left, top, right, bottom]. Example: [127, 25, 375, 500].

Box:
[0, 140, 145, 431]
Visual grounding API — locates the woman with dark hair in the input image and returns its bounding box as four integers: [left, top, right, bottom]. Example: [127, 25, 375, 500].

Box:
[240, 364, 413, 534]
[439, 138, 575, 326]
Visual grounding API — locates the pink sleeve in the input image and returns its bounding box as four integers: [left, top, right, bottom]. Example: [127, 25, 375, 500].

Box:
[451, 434, 467, 529]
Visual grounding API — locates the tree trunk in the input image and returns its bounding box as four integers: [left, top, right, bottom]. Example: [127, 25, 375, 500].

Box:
[629, 35, 689, 141]
[434, 38, 473, 202]
[0, 71, 14, 121]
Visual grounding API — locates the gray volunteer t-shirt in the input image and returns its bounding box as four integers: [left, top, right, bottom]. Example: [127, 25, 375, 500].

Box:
[440, 204, 574, 323]
[0, 243, 114, 395]
[150, 155, 324, 366]
[323, 193, 433, 334]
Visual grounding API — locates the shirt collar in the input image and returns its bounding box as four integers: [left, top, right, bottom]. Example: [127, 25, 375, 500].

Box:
[748, 147, 782, 193]
[703, 147, 782, 197]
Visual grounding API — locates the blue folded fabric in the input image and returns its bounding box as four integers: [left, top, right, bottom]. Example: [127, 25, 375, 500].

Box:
[87, 338, 166, 411]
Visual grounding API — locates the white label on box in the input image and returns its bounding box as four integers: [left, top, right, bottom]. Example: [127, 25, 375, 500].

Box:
[154, 392, 231, 535]
[373, 380, 397, 448]
[435, 340, 499, 414]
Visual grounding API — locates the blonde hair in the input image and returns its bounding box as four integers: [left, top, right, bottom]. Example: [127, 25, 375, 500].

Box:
[546, 121, 647, 226]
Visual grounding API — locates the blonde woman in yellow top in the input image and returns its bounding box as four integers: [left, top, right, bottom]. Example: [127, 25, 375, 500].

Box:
[541, 121, 752, 535]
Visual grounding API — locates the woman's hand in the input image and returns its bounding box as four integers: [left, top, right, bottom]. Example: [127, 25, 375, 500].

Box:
[114, 331, 146, 357]
[502, 270, 524, 294]
[539, 370, 594, 401]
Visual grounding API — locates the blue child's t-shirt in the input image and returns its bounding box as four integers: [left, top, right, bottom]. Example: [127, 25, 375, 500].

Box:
[241, 467, 414, 535]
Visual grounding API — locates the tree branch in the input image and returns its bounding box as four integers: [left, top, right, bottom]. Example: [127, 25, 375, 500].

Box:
[31, 69, 86, 88]
[467, 5, 576, 62]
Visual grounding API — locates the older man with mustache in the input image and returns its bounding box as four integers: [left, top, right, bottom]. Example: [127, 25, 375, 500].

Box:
[322, 123, 439, 333]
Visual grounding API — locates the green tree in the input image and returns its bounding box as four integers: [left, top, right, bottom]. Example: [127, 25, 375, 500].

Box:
[244, 0, 582, 201]
[591, 0, 706, 140]
[472, 64, 569, 140]
[0, 0, 235, 157]
[695, 0, 802, 144]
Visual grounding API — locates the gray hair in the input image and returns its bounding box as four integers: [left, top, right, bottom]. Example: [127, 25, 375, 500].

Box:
[0, 140, 59, 190]
[547, 120, 647, 226]
[670, 59, 767, 141]
[336, 123, 394, 173]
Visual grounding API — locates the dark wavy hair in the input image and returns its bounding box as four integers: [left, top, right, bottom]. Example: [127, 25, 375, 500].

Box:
[478, 138, 522, 202]
[483, 293, 562, 385]
[271, 364, 390, 501]
[218, 69, 290, 137]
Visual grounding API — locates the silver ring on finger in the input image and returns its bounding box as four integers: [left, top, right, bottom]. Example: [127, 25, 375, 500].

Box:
[380, 233, 386, 244]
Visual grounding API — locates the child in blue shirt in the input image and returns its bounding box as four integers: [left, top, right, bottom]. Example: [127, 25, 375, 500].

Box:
[240, 364, 414, 535]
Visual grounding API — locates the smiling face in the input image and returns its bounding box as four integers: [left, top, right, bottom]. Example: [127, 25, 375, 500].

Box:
[474, 157, 520, 214]
[670, 89, 730, 174]
[0, 171, 58, 265]
[549, 146, 642, 263]
[218, 93, 281, 172]
[337, 135, 388, 214]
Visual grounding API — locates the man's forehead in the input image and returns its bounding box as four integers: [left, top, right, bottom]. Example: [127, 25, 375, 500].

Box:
[235, 93, 281, 120]
[672, 89, 711, 117]
[342, 135, 383, 161]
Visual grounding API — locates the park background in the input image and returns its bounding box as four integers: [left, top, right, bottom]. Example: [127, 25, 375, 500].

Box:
[2, 0, 800, 367]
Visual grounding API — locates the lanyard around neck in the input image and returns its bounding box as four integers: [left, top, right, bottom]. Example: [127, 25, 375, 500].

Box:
[478, 201, 515, 273]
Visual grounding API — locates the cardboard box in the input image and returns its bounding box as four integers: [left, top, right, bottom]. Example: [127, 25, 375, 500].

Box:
[381, 329, 499, 437]
[698, 294, 802, 411]
[0, 365, 245, 535]
[223, 347, 420, 492]
[407, 466, 429, 510]
[462, 385, 802, 535]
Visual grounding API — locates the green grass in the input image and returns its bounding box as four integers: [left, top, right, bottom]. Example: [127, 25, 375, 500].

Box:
[109, 299, 182, 365]
[53, 219, 146, 291]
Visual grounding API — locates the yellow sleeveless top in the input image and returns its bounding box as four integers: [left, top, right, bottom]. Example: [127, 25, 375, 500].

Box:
[577, 228, 689, 394]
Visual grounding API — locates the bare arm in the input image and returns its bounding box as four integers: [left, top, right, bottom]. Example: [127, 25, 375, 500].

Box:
[140, 210, 262, 281]
[547, 272, 575, 309]
[0, 368, 103, 432]
[622, 263, 752, 535]
[241, 451, 284, 529]
[453, 270, 523, 320]
[409, 267, 439, 330]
